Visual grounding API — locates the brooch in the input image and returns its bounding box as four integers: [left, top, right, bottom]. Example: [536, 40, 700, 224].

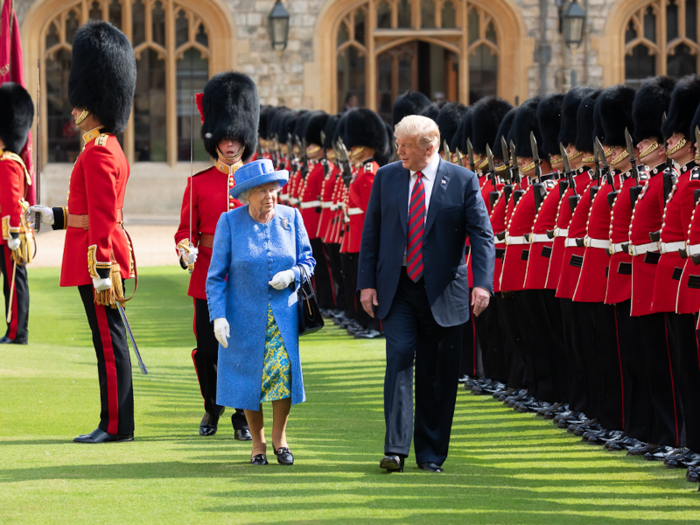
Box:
[281, 218, 290, 230]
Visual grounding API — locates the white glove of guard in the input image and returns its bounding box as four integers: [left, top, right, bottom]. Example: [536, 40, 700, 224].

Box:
[92, 277, 112, 292]
[269, 269, 295, 290]
[213, 318, 230, 348]
[179, 246, 198, 266]
[7, 237, 20, 251]
[28, 205, 54, 225]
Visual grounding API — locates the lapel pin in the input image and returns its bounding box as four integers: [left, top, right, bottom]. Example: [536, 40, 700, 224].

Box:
[441, 179, 447, 186]
[281, 218, 290, 230]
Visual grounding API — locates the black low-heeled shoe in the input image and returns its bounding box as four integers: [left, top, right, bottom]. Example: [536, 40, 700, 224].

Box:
[273, 444, 294, 465]
[250, 453, 268, 465]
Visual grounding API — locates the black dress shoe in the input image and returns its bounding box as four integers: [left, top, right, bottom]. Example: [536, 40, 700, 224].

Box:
[235, 429, 252, 441]
[605, 436, 645, 452]
[73, 428, 133, 443]
[417, 462, 444, 473]
[457, 374, 470, 384]
[251, 454, 268, 465]
[354, 329, 383, 339]
[645, 445, 676, 461]
[273, 444, 294, 465]
[380, 455, 404, 473]
[686, 467, 700, 483]
[0, 335, 27, 344]
[199, 408, 225, 436]
[627, 442, 658, 456]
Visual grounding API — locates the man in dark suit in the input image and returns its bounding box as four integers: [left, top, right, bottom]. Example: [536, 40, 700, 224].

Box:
[358, 115, 495, 473]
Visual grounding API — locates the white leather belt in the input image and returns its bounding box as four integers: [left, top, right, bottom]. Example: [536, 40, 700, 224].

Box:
[660, 241, 686, 254]
[506, 234, 527, 245]
[629, 242, 659, 257]
[584, 236, 610, 250]
[321, 202, 333, 209]
[494, 238, 505, 245]
[564, 238, 579, 248]
[687, 243, 700, 257]
[289, 198, 299, 205]
[300, 200, 321, 209]
[530, 233, 550, 243]
[557, 227, 569, 237]
[347, 207, 363, 216]
[610, 242, 627, 255]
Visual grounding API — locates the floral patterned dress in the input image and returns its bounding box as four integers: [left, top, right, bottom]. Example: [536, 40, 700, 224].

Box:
[260, 304, 292, 402]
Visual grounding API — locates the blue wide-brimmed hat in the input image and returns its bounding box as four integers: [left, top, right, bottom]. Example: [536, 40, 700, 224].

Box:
[229, 159, 289, 200]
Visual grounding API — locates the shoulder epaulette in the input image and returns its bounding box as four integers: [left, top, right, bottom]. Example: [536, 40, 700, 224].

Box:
[364, 162, 377, 173]
[691, 167, 700, 180]
[95, 134, 110, 147]
[0, 151, 31, 185]
[192, 166, 214, 177]
[544, 179, 556, 189]
[640, 172, 650, 181]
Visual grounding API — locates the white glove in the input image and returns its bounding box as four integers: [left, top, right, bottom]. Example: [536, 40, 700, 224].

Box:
[179, 246, 198, 266]
[28, 205, 54, 225]
[269, 269, 295, 290]
[7, 237, 20, 251]
[213, 318, 230, 348]
[92, 277, 111, 292]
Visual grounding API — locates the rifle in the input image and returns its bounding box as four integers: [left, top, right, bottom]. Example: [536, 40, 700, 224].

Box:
[297, 135, 309, 179]
[530, 132, 546, 212]
[287, 136, 298, 174]
[337, 138, 353, 188]
[561, 143, 579, 213]
[500, 136, 512, 184]
[466, 138, 476, 172]
[485, 144, 499, 208]
[443, 140, 451, 163]
[626, 128, 643, 210]
[591, 140, 602, 200]
[598, 138, 619, 210]
[455, 149, 464, 166]
[510, 140, 524, 205]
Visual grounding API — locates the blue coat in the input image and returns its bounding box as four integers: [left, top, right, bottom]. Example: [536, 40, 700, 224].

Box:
[357, 159, 495, 327]
[206, 205, 315, 411]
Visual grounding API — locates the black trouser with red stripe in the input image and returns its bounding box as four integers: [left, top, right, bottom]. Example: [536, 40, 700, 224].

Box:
[194, 298, 248, 431]
[79, 285, 134, 435]
[310, 238, 335, 310]
[324, 243, 344, 310]
[0, 244, 29, 342]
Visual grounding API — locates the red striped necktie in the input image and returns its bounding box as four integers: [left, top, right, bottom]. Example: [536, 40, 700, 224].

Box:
[407, 171, 425, 282]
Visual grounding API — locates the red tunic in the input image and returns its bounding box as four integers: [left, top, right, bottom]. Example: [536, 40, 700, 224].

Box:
[605, 171, 648, 305]
[676, 182, 700, 313]
[299, 160, 323, 240]
[524, 177, 558, 290]
[500, 185, 535, 292]
[652, 162, 699, 312]
[546, 169, 593, 290]
[629, 165, 666, 316]
[0, 153, 27, 246]
[317, 162, 339, 240]
[490, 191, 508, 293]
[175, 161, 242, 300]
[339, 182, 351, 253]
[52, 132, 133, 286]
[347, 160, 377, 253]
[572, 176, 617, 302]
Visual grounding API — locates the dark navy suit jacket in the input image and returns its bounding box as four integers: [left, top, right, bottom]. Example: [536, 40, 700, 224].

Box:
[357, 158, 495, 327]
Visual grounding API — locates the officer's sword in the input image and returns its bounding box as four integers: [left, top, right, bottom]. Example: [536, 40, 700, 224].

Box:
[34, 58, 42, 232]
[6, 262, 16, 324]
[116, 302, 148, 375]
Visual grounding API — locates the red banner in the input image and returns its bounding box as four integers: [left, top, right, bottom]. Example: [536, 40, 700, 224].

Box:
[1, 0, 35, 205]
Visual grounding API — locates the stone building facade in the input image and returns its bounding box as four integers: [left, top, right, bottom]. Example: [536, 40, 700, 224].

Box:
[11, 0, 697, 216]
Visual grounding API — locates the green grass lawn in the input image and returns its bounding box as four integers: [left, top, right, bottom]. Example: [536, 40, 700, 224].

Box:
[1, 267, 699, 524]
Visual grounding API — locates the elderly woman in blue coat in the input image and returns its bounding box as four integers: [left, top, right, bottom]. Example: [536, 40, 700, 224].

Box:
[207, 159, 315, 466]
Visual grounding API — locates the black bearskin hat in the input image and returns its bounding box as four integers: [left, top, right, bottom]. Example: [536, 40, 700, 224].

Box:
[0, 82, 34, 154]
[304, 111, 329, 147]
[450, 113, 466, 153]
[536, 93, 565, 157]
[323, 114, 340, 150]
[596, 85, 636, 147]
[333, 112, 349, 146]
[471, 96, 513, 156]
[633, 76, 676, 143]
[258, 105, 271, 140]
[511, 97, 546, 158]
[293, 111, 312, 143]
[458, 109, 473, 154]
[420, 102, 441, 121]
[343, 108, 389, 153]
[280, 110, 305, 145]
[559, 86, 593, 147]
[270, 107, 290, 142]
[393, 91, 431, 126]
[495, 108, 517, 157]
[375, 122, 394, 166]
[69, 21, 136, 134]
[436, 102, 467, 152]
[662, 75, 700, 140]
[690, 102, 700, 145]
[200, 71, 259, 161]
[576, 90, 601, 154]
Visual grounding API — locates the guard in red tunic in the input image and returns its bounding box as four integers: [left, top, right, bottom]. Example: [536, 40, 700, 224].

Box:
[0, 82, 33, 345]
[343, 108, 388, 339]
[174, 72, 257, 440]
[30, 22, 137, 443]
[501, 97, 558, 409]
[300, 111, 336, 312]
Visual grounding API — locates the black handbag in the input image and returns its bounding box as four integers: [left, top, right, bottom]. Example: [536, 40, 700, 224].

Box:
[297, 265, 324, 336]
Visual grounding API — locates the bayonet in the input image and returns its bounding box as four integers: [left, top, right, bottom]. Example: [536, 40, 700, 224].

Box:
[443, 140, 451, 163]
[626, 127, 642, 209]
[466, 138, 476, 172]
[455, 149, 464, 166]
[562, 143, 580, 213]
[530, 131, 542, 182]
[510, 140, 525, 204]
[486, 144, 499, 208]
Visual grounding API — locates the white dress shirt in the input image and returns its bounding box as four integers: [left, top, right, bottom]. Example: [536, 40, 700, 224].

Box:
[408, 154, 440, 221]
